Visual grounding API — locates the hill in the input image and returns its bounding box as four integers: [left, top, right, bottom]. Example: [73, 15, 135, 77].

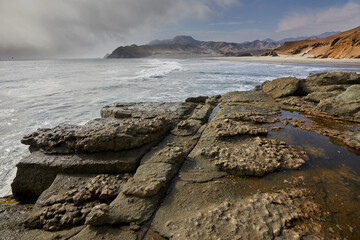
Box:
[107, 36, 280, 58]
[275, 26, 360, 59]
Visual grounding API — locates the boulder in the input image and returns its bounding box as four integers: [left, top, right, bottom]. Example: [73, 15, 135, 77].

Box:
[317, 84, 360, 119]
[261, 77, 302, 98]
[185, 96, 208, 104]
[301, 72, 360, 94]
[305, 72, 360, 85]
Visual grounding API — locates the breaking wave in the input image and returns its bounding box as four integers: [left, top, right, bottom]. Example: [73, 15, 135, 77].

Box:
[135, 59, 182, 79]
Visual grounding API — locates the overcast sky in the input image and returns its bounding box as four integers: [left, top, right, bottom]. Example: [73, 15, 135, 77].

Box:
[0, 0, 359, 59]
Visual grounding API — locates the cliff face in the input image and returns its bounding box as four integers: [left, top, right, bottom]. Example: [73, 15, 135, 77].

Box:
[107, 36, 280, 58]
[275, 26, 360, 59]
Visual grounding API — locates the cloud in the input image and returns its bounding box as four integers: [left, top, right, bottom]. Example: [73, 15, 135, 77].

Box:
[209, 21, 242, 26]
[276, 1, 360, 36]
[183, 28, 271, 42]
[0, 0, 240, 59]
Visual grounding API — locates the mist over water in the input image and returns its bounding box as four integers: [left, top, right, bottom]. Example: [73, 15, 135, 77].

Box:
[0, 58, 359, 196]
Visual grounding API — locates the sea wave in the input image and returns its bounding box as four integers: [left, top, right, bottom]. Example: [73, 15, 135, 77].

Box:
[135, 59, 182, 79]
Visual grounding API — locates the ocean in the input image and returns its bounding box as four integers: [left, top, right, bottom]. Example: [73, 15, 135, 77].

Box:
[0, 58, 360, 196]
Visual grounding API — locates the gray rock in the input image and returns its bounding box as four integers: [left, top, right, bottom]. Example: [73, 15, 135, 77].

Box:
[122, 163, 178, 197]
[85, 192, 164, 225]
[70, 226, 138, 240]
[262, 77, 301, 98]
[150, 180, 321, 240]
[211, 120, 268, 138]
[202, 137, 307, 177]
[24, 174, 130, 231]
[301, 72, 360, 94]
[100, 102, 195, 125]
[85, 106, 207, 226]
[305, 72, 360, 85]
[188, 104, 213, 123]
[317, 84, 360, 120]
[12, 144, 151, 203]
[171, 119, 203, 136]
[185, 96, 209, 104]
[304, 92, 336, 103]
[21, 117, 169, 154]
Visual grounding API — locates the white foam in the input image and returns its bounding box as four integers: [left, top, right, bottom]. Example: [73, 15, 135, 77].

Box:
[135, 59, 182, 79]
[0, 109, 16, 118]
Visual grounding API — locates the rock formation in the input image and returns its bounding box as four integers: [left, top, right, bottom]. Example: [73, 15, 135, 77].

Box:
[2, 71, 360, 239]
[275, 26, 360, 59]
[107, 36, 280, 58]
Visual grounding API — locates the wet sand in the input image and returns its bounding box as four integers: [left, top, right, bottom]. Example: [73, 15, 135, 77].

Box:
[199, 55, 360, 66]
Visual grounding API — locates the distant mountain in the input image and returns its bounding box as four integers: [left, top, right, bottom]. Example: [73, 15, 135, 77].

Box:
[147, 36, 201, 46]
[107, 36, 281, 58]
[275, 26, 360, 59]
[277, 31, 341, 44]
[262, 38, 276, 43]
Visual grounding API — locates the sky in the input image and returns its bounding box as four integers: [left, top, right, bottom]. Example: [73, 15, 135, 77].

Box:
[0, 0, 359, 59]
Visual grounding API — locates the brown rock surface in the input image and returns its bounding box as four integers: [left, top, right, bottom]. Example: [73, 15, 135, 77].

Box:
[317, 84, 360, 119]
[202, 137, 307, 177]
[150, 183, 321, 240]
[275, 26, 360, 59]
[11, 144, 151, 203]
[24, 174, 130, 231]
[262, 77, 301, 98]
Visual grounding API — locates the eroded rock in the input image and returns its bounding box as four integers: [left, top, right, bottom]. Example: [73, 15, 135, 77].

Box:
[262, 77, 302, 98]
[100, 102, 196, 125]
[12, 146, 150, 203]
[24, 174, 130, 231]
[304, 91, 337, 103]
[22, 117, 169, 154]
[317, 84, 360, 120]
[122, 163, 178, 197]
[201, 137, 307, 176]
[169, 189, 318, 239]
[150, 179, 323, 240]
[210, 120, 268, 138]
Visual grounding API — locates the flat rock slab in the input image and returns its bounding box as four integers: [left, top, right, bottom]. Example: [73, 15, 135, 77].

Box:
[22, 117, 169, 154]
[20, 226, 85, 240]
[149, 180, 321, 240]
[180, 90, 307, 181]
[101, 102, 196, 122]
[70, 226, 138, 240]
[213, 90, 280, 123]
[202, 137, 307, 177]
[262, 77, 301, 99]
[12, 143, 152, 203]
[85, 128, 207, 226]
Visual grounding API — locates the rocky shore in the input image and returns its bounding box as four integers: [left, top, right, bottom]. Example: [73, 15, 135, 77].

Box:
[1, 72, 360, 240]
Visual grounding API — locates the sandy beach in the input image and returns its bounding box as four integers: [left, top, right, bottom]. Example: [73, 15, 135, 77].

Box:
[199, 55, 360, 66]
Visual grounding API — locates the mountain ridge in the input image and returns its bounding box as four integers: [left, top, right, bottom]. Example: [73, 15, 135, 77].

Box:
[275, 26, 360, 59]
[107, 36, 280, 58]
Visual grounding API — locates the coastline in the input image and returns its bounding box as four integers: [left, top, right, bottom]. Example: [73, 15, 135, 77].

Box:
[198, 55, 360, 67]
[1, 72, 360, 239]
